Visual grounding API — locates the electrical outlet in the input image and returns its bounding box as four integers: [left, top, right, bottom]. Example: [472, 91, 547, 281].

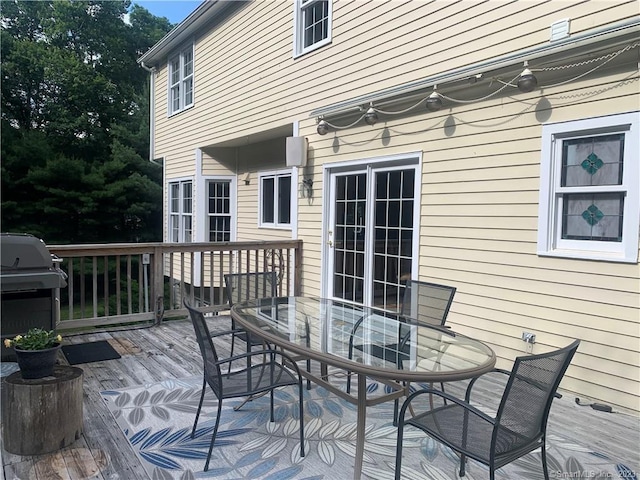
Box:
[522, 331, 536, 344]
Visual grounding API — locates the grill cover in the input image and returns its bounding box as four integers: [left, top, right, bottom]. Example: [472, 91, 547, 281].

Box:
[1, 233, 67, 292]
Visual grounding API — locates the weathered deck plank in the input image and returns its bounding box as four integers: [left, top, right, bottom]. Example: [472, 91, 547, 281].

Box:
[2, 316, 638, 480]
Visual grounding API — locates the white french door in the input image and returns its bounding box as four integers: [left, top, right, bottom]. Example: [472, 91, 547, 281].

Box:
[325, 159, 420, 310]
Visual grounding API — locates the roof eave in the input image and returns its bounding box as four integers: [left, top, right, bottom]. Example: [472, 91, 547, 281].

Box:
[137, 0, 227, 67]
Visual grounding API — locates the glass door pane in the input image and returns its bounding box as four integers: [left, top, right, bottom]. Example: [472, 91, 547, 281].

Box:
[372, 169, 415, 311]
[332, 173, 367, 303]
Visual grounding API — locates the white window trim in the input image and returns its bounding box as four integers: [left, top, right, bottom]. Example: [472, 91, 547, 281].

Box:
[293, 0, 332, 58]
[167, 177, 194, 243]
[537, 112, 639, 263]
[167, 42, 195, 116]
[258, 168, 294, 230]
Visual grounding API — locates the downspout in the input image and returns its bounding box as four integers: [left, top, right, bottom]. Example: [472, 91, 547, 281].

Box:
[140, 61, 156, 162]
[140, 61, 164, 323]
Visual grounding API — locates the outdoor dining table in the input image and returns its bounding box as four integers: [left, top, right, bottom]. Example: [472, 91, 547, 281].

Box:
[231, 296, 496, 480]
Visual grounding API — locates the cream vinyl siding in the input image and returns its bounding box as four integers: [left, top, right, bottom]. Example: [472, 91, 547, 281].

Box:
[150, 0, 640, 413]
[153, 1, 638, 158]
[296, 71, 639, 411]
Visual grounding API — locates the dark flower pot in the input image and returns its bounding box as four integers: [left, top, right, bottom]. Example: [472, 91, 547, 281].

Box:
[14, 344, 61, 379]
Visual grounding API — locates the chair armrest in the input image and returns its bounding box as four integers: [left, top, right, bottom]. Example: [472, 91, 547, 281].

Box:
[399, 385, 496, 426]
[465, 368, 511, 402]
[209, 327, 245, 339]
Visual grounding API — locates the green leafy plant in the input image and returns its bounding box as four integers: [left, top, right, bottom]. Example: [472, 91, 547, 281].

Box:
[4, 328, 62, 350]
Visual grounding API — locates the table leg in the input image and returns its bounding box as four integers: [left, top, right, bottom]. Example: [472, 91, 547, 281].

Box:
[354, 373, 367, 480]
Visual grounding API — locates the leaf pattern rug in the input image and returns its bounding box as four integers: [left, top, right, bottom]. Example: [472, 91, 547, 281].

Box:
[100, 376, 636, 480]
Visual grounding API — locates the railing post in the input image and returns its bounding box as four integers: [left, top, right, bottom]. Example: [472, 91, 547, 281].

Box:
[153, 245, 165, 325]
[294, 240, 303, 296]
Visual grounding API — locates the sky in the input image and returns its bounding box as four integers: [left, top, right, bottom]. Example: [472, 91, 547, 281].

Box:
[133, 1, 204, 25]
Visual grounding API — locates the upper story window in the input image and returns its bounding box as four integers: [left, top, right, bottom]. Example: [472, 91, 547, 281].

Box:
[207, 180, 232, 242]
[169, 180, 192, 242]
[294, 0, 332, 57]
[537, 112, 639, 263]
[168, 44, 194, 115]
[259, 171, 292, 228]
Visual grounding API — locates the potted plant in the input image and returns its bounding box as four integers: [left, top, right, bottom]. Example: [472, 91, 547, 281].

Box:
[4, 328, 62, 379]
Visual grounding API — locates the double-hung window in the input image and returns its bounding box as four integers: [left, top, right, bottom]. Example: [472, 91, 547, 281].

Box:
[537, 112, 639, 263]
[207, 180, 232, 242]
[294, 0, 332, 57]
[169, 180, 192, 242]
[260, 171, 292, 228]
[168, 44, 194, 115]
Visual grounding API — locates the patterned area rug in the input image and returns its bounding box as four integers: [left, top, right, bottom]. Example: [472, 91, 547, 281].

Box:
[101, 376, 636, 480]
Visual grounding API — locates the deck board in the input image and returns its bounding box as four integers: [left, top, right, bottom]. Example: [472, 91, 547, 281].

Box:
[2, 316, 638, 479]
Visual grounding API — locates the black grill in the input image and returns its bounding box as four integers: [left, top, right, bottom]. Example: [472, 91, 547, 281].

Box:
[1, 233, 67, 360]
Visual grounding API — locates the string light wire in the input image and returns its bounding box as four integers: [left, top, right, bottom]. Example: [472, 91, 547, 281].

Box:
[317, 41, 639, 133]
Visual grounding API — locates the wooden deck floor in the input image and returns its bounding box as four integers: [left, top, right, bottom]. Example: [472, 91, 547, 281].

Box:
[2, 316, 639, 480]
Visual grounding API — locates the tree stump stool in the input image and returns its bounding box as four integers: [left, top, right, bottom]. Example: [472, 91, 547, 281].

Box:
[2, 365, 83, 455]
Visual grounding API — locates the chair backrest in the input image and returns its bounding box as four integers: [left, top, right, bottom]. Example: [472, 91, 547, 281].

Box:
[224, 271, 277, 307]
[184, 301, 223, 398]
[493, 339, 580, 455]
[400, 280, 456, 326]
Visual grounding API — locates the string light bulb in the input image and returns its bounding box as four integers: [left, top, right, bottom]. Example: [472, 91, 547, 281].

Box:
[517, 61, 538, 93]
[364, 105, 378, 126]
[425, 86, 443, 112]
[317, 120, 329, 135]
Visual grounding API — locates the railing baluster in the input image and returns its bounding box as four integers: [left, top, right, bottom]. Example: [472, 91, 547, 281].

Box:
[138, 256, 144, 313]
[103, 256, 109, 317]
[92, 256, 98, 318]
[169, 252, 175, 309]
[126, 255, 132, 314]
[68, 258, 74, 320]
[80, 257, 85, 318]
[116, 255, 121, 316]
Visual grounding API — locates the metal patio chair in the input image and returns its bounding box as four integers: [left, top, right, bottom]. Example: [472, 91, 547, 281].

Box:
[346, 280, 457, 417]
[400, 280, 457, 327]
[185, 301, 305, 472]
[394, 339, 580, 480]
[224, 271, 277, 373]
[347, 280, 456, 372]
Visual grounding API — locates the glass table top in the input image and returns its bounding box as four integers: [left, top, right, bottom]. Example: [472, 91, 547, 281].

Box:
[231, 296, 496, 382]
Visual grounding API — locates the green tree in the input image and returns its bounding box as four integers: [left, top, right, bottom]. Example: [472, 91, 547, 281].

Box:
[1, 0, 172, 243]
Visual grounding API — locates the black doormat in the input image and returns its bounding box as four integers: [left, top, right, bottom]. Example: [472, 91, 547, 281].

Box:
[61, 340, 121, 365]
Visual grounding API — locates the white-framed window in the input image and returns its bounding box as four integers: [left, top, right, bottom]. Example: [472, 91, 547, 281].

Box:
[169, 180, 193, 242]
[168, 44, 194, 115]
[537, 112, 639, 263]
[207, 179, 232, 242]
[293, 0, 332, 57]
[259, 171, 292, 228]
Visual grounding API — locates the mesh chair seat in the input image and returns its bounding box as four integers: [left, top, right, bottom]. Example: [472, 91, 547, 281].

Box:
[217, 360, 300, 398]
[352, 343, 410, 366]
[407, 403, 528, 467]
